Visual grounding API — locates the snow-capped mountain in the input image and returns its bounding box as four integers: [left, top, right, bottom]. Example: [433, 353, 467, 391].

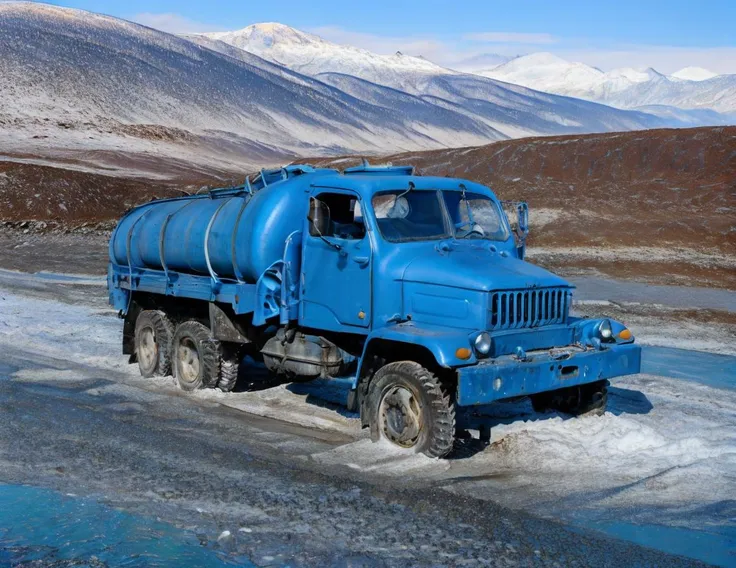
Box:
[479, 53, 736, 117]
[195, 23, 677, 138]
[202, 23, 449, 90]
[671, 67, 719, 81]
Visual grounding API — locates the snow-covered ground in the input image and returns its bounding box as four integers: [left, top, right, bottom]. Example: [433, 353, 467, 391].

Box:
[0, 274, 734, 565]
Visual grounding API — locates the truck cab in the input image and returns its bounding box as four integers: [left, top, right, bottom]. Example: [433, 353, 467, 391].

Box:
[109, 164, 641, 458]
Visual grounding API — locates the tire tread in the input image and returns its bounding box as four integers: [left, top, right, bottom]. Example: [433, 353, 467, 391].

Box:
[372, 361, 456, 458]
[134, 309, 174, 378]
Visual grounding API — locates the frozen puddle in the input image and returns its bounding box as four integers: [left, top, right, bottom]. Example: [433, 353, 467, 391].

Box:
[642, 345, 736, 390]
[0, 484, 252, 567]
[1, 286, 735, 565]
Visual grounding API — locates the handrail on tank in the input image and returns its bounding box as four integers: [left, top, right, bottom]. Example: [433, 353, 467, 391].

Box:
[209, 186, 249, 199]
[259, 168, 269, 188]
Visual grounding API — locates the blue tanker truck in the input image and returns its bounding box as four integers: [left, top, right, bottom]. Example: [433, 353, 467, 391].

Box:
[108, 163, 641, 457]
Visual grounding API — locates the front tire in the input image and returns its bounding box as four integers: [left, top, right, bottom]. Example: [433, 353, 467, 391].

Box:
[134, 310, 174, 378]
[171, 321, 221, 391]
[530, 379, 609, 417]
[367, 361, 456, 458]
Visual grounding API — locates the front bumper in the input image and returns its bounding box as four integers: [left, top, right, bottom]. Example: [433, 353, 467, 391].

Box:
[456, 343, 641, 406]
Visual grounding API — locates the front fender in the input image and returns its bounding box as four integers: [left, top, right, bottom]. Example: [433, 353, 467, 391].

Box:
[358, 322, 477, 377]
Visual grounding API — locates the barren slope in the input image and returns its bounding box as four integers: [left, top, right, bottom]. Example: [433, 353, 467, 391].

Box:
[308, 127, 735, 248]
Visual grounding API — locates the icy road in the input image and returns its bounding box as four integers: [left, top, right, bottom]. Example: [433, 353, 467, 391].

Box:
[0, 270, 733, 566]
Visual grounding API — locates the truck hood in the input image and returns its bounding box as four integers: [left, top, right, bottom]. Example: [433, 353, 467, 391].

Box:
[401, 247, 570, 291]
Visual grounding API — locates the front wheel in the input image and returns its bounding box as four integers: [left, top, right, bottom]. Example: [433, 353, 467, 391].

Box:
[367, 361, 456, 458]
[530, 379, 609, 417]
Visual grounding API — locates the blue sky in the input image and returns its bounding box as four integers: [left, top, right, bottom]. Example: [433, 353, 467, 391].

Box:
[39, 1, 736, 73]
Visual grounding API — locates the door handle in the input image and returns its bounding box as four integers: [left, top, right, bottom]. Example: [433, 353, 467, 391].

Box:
[353, 256, 370, 266]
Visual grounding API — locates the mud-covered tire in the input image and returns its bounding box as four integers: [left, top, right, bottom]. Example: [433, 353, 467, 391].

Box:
[367, 361, 456, 458]
[171, 321, 220, 391]
[530, 379, 609, 417]
[217, 346, 241, 392]
[134, 310, 174, 378]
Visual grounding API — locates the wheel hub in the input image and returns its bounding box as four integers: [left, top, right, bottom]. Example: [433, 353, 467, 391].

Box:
[138, 327, 157, 370]
[177, 338, 201, 384]
[379, 386, 422, 448]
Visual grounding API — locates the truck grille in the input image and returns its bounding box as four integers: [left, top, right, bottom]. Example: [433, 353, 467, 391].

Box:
[489, 287, 570, 330]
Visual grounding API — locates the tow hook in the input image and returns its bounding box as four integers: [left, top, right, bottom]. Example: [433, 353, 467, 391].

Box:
[513, 346, 530, 362]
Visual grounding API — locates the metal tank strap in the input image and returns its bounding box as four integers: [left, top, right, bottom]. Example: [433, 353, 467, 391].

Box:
[230, 193, 251, 283]
[158, 200, 197, 295]
[124, 208, 153, 311]
[204, 197, 235, 294]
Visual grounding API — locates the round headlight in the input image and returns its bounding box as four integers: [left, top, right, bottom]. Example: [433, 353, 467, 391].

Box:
[598, 319, 613, 340]
[474, 332, 492, 355]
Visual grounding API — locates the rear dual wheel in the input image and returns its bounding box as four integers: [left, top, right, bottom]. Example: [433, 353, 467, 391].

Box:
[133, 312, 241, 392]
[171, 320, 241, 393]
[134, 310, 174, 378]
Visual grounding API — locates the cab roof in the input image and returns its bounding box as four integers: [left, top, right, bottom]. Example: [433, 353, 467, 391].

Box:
[307, 173, 497, 200]
[270, 163, 498, 201]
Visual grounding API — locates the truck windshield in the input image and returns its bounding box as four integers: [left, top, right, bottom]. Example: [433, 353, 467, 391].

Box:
[372, 189, 509, 242]
[442, 190, 510, 241]
[372, 190, 452, 242]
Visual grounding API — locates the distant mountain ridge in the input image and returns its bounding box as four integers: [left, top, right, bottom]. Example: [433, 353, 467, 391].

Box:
[476, 52, 736, 117]
[200, 24, 735, 124]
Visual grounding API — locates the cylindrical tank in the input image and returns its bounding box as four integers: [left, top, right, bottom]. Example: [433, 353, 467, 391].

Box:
[110, 178, 308, 283]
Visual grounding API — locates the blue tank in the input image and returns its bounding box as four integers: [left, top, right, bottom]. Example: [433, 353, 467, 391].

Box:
[110, 167, 334, 283]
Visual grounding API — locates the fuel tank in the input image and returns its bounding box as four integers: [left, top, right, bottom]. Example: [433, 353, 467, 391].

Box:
[110, 170, 320, 283]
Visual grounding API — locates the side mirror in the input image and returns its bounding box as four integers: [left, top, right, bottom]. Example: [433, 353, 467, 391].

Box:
[501, 200, 529, 260]
[308, 197, 343, 253]
[517, 202, 529, 237]
[308, 198, 332, 236]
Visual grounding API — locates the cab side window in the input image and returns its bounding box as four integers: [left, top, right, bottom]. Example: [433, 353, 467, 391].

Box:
[309, 193, 366, 240]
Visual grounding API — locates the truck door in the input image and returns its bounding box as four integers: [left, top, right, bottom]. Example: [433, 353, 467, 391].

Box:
[300, 190, 372, 330]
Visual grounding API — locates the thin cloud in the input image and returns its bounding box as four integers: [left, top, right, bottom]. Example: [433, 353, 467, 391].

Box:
[308, 25, 448, 59]
[553, 45, 736, 75]
[131, 12, 227, 34]
[464, 32, 557, 44]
